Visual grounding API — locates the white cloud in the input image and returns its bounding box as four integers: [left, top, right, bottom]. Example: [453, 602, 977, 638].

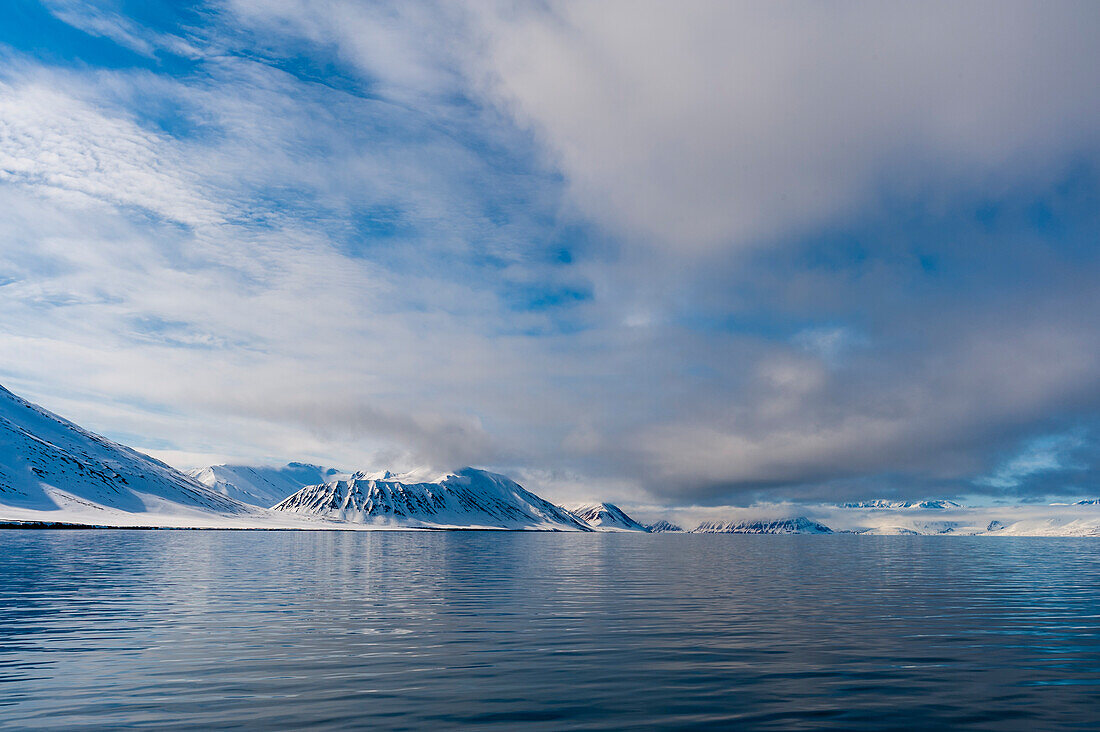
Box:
[469, 1, 1100, 252]
[792, 326, 862, 365]
[0, 79, 220, 226]
[222, 0, 467, 101]
[1, 2, 1099, 505]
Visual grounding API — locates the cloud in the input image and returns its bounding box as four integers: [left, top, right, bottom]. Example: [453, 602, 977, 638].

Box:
[222, 0, 467, 101]
[0, 1, 1099, 508]
[0, 33, 571, 474]
[470, 1, 1100, 252]
[40, 0, 160, 57]
[0, 77, 219, 226]
[977, 430, 1093, 491]
[792, 327, 863, 365]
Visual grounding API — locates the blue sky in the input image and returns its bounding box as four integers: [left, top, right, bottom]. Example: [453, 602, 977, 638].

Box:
[1, 1, 1099, 506]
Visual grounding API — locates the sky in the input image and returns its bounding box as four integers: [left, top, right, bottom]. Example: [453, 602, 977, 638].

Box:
[1, 0, 1099, 507]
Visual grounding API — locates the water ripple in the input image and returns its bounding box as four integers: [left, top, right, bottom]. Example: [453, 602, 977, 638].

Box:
[1, 532, 1098, 729]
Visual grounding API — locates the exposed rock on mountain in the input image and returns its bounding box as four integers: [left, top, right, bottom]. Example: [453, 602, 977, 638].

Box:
[692, 517, 833, 534]
[273, 468, 591, 530]
[646, 520, 684, 533]
[838, 500, 962, 509]
[568, 502, 649, 531]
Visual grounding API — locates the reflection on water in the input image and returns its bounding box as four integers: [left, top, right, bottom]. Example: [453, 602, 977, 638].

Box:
[1, 532, 1099, 729]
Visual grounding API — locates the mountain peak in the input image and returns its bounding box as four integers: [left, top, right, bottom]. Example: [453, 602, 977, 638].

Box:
[567, 502, 649, 531]
[273, 468, 590, 531]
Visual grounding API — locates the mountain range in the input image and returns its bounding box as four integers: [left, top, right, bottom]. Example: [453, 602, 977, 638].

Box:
[837, 500, 962, 509]
[693, 518, 833, 534]
[2, 383, 1100, 535]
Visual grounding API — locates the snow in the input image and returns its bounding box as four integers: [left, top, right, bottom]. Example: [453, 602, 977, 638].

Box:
[692, 518, 833, 534]
[838, 500, 962, 509]
[0, 384, 577, 531]
[0, 383, 256, 522]
[567, 502, 649, 532]
[646, 520, 683, 533]
[649, 499, 1100, 536]
[815, 503, 1100, 536]
[272, 468, 592, 531]
[187, 463, 347, 507]
[981, 514, 1100, 537]
[4, 381, 1100, 536]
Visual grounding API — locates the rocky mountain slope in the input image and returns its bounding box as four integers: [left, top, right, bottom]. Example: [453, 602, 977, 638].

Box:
[568, 502, 649, 531]
[0, 383, 255, 525]
[273, 468, 592, 530]
[692, 517, 834, 534]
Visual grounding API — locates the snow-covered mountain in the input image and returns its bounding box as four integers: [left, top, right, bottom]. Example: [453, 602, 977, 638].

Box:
[811, 503, 1100, 536]
[188, 462, 345, 507]
[568, 502, 649, 531]
[0, 383, 255, 525]
[981, 515, 1100, 536]
[693, 517, 834, 534]
[5, 381, 1100, 536]
[854, 521, 961, 535]
[1074, 499, 1100, 506]
[273, 468, 592, 530]
[0, 387, 588, 531]
[646, 520, 684, 533]
[838, 500, 962, 509]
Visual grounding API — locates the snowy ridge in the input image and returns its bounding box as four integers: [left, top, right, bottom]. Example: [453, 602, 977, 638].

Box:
[0, 383, 255, 523]
[646, 520, 683, 533]
[568, 502, 649, 531]
[273, 468, 592, 531]
[692, 518, 833, 534]
[188, 462, 346, 507]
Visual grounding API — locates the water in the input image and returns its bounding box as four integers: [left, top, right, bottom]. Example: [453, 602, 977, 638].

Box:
[1, 532, 1099, 730]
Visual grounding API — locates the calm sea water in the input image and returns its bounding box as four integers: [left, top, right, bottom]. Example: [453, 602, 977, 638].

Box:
[1, 532, 1099, 730]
